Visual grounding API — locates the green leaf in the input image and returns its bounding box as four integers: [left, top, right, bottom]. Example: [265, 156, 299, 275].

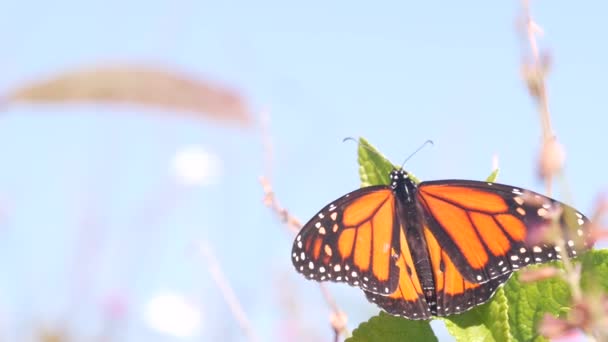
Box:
[443, 288, 512, 342]
[503, 250, 608, 341]
[357, 137, 421, 186]
[347, 312, 438, 342]
[503, 265, 571, 342]
[486, 169, 500, 183]
[580, 249, 608, 292]
[357, 137, 396, 186]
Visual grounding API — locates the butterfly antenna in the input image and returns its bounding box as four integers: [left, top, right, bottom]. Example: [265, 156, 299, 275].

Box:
[343, 137, 433, 170]
[400, 140, 434, 169]
[342, 137, 384, 158]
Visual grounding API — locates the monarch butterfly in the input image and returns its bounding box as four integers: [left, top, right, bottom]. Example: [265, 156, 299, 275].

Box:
[291, 168, 590, 319]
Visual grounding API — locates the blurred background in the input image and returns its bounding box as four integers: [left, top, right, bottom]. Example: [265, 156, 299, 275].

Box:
[0, 0, 606, 341]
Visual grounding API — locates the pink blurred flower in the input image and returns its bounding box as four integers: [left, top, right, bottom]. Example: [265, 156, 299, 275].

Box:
[103, 291, 129, 320]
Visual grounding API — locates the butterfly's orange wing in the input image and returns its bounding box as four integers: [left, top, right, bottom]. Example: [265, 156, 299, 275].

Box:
[364, 180, 591, 319]
[292, 186, 402, 295]
[367, 223, 513, 318]
[364, 225, 430, 319]
[292, 170, 592, 319]
[417, 180, 589, 285]
[422, 225, 511, 316]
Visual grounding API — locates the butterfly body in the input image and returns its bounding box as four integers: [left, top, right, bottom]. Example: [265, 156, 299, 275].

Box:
[390, 171, 438, 314]
[292, 169, 590, 319]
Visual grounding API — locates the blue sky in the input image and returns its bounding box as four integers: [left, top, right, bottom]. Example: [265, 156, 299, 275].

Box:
[1, 0, 607, 341]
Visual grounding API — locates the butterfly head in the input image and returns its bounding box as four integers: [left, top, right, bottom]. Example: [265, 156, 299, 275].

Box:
[389, 168, 412, 189]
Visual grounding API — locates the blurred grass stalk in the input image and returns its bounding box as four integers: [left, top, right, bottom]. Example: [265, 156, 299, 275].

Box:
[258, 112, 349, 341]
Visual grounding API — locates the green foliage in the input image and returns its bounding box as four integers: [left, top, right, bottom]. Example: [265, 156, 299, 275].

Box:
[357, 137, 421, 186]
[486, 168, 500, 183]
[503, 266, 571, 342]
[347, 312, 438, 342]
[349, 138, 607, 342]
[443, 289, 511, 342]
[357, 137, 396, 187]
[580, 249, 608, 291]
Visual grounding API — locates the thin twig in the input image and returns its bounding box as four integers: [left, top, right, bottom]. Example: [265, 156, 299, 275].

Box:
[522, 0, 552, 140]
[521, 0, 556, 195]
[259, 176, 301, 234]
[519, 2, 608, 340]
[260, 110, 274, 184]
[520, 0, 582, 297]
[521, 0, 582, 296]
[320, 283, 348, 341]
[258, 112, 349, 340]
[258, 110, 301, 233]
[198, 241, 260, 342]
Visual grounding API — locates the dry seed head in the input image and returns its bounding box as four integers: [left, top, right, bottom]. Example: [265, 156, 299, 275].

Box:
[538, 314, 576, 339]
[330, 311, 348, 333]
[538, 138, 565, 179]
